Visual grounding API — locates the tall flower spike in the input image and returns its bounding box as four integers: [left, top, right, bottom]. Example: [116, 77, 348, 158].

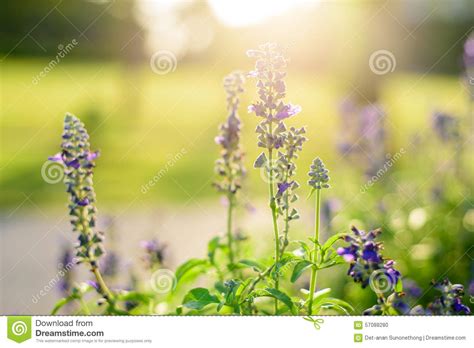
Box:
[49, 113, 113, 301]
[248, 43, 301, 153]
[214, 71, 246, 195]
[214, 71, 246, 269]
[308, 157, 330, 190]
[50, 114, 104, 264]
[248, 43, 302, 313]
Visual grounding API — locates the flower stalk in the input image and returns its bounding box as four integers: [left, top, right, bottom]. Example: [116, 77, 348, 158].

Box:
[50, 113, 114, 306]
[248, 44, 302, 313]
[214, 71, 246, 271]
[307, 158, 330, 314]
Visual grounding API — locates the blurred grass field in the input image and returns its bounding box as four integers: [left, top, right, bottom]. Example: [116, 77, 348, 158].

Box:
[1, 58, 469, 211]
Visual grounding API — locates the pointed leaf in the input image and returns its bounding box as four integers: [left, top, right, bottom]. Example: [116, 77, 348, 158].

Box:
[183, 288, 219, 310]
[291, 260, 313, 283]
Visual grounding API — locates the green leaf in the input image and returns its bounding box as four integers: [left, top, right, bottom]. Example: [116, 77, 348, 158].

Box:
[238, 259, 265, 272]
[320, 297, 354, 314]
[294, 240, 311, 257]
[394, 278, 403, 293]
[116, 291, 153, 304]
[310, 288, 332, 305]
[291, 260, 313, 283]
[321, 233, 348, 254]
[175, 259, 208, 283]
[271, 255, 298, 279]
[252, 288, 296, 314]
[51, 297, 74, 315]
[183, 288, 219, 310]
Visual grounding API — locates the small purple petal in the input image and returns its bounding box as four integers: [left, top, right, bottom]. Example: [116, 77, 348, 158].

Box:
[86, 280, 99, 290]
[87, 151, 99, 161]
[49, 153, 63, 163]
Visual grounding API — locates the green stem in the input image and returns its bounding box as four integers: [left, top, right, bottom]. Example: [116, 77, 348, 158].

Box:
[308, 189, 321, 315]
[268, 148, 280, 314]
[79, 297, 91, 315]
[226, 193, 235, 268]
[92, 265, 114, 301]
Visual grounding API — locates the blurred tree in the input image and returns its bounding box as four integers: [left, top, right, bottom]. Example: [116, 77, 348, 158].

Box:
[0, 0, 144, 60]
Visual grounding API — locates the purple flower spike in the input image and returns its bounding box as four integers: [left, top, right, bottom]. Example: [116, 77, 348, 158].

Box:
[50, 113, 104, 265]
[214, 72, 246, 195]
[338, 226, 392, 289]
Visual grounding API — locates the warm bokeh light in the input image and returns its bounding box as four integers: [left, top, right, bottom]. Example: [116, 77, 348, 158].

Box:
[208, 0, 315, 27]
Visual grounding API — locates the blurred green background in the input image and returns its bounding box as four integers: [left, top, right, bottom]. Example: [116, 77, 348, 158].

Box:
[1, 0, 473, 314]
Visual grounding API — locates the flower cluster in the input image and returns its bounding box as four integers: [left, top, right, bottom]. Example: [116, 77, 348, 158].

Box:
[248, 43, 301, 152]
[432, 112, 460, 143]
[337, 226, 401, 289]
[140, 239, 166, 270]
[308, 157, 330, 190]
[49, 114, 104, 265]
[338, 99, 386, 177]
[214, 72, 246, 194]
[427, 279, 471, 315]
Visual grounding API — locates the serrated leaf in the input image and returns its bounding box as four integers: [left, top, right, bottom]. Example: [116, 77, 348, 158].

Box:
[182, 288, 219, 310]
[291, 260, 313, 283]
